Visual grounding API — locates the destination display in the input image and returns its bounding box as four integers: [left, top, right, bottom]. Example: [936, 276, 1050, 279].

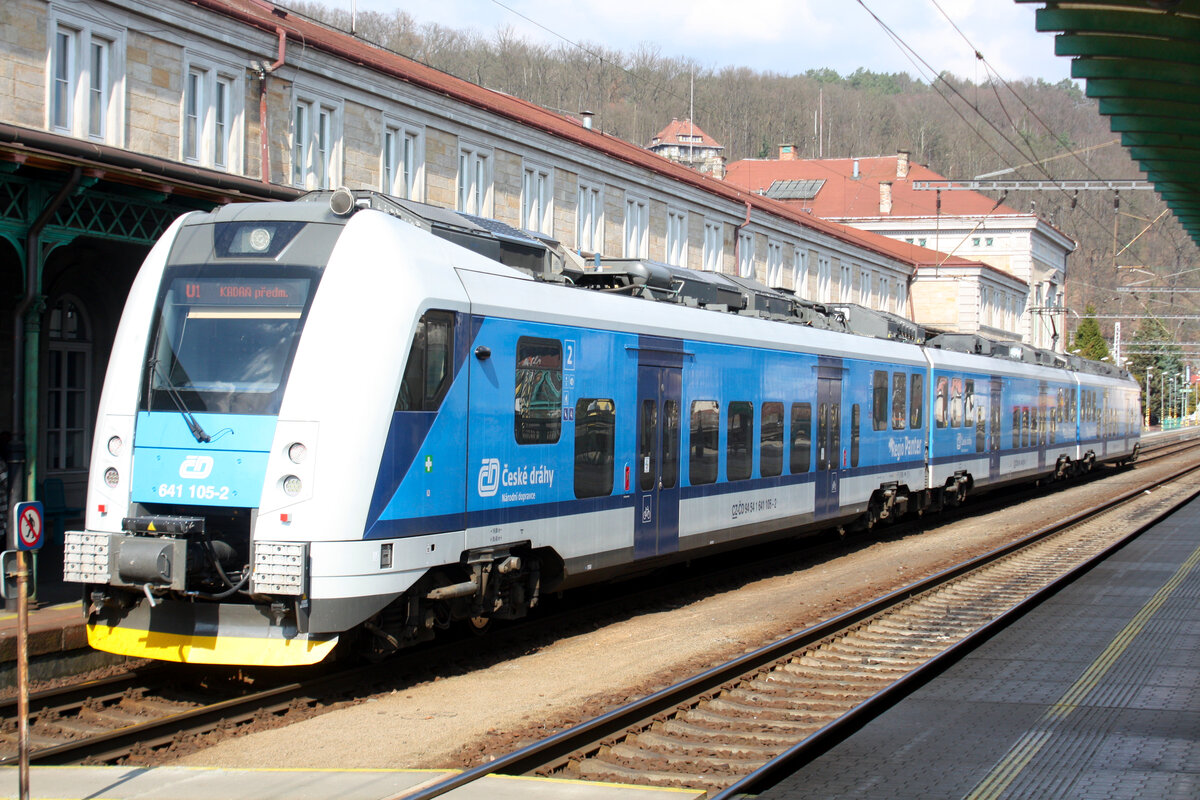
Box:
[171, 278, 308, 307]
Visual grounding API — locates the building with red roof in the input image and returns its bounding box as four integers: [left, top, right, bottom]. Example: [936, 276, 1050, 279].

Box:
[648, 118, 725, 178]
[726, 148, 1074, 351]
[0, 0, 1035, 526]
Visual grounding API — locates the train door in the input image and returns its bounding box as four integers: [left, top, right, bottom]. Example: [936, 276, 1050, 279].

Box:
[988, 377, 1002, 482]
[634, 342, 682, 559]
[814, 364, 843, 520]
[1037, 384, 1048, 473]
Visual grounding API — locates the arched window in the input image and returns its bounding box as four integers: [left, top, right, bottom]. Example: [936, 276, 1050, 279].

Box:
[45, 295, 92, 472]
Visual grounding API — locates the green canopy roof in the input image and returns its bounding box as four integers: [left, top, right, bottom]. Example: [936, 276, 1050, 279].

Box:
[1020, 1, 1200, 245]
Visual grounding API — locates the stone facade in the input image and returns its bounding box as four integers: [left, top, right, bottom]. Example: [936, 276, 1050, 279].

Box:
[424, 128, 458, 210]
[554, 169, 577, 244]
[3, 0, 47, 129]
[1, 0, 925, 317]
[604, 184, 626, 257]
[343, 99, 378, 190]
[125, 31, 181, 158]
[493, 148, 521, 225]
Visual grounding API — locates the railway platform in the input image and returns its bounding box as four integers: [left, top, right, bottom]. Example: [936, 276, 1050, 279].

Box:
[0, 766, 705, 799]
[757, 491, 1200, 799]
[0, 599, 115, 691]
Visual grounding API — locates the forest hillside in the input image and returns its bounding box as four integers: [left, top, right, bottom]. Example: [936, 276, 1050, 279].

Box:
[292, 2, 1198, 354]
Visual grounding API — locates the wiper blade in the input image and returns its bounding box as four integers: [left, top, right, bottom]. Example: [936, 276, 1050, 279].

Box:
[149, 360, 211, 443]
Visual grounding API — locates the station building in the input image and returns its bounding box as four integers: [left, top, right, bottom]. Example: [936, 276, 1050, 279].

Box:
[725, 148, 1073, 352]
[0, 0, 1020, 527]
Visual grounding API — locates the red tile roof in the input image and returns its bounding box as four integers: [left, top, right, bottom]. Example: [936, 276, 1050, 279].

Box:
[195, 1, 985, 272]
[724, 155, 1024, 218]
[649, 119, 723, 150]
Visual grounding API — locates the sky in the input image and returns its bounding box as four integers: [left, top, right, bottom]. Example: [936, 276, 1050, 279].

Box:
[346, 0, 1072, 85]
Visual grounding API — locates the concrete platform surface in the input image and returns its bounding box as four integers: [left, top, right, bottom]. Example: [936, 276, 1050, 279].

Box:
[0, 766, 704, 800]
[759, 492, 1200, 799]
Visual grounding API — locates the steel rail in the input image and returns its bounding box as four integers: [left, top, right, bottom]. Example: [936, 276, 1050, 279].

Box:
[397, 452, 1200, 800]
[713, 461, 1200, 799]
[3, 435, 1195, 771]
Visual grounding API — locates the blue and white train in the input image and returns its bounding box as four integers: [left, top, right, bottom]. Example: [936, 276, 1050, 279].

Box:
[64, 190, 1141, 666]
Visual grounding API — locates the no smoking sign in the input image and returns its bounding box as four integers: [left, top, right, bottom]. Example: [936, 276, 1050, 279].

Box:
[14, 502, 44, 551]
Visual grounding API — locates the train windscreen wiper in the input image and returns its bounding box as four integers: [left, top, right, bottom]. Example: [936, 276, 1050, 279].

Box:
[148, 359, 211, 443]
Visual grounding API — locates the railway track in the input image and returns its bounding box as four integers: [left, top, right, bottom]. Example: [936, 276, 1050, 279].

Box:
[2, 433, 1196, 771]
[0, 664, 333, 765]
[399, 446, 1200, 798]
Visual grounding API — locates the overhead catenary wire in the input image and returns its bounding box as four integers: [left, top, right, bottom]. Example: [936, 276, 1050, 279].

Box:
[868, 0, 1196, 351]
[927, 0, 1162, 256]
[856, 0, 1122, 250]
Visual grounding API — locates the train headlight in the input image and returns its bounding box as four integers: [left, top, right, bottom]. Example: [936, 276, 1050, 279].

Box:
[248, 227, 273, 252]
[287, 442, 307, 464]
[107, 436, 123, 456]
[104, 467, 120, 488]
[281, 475, 302, 496]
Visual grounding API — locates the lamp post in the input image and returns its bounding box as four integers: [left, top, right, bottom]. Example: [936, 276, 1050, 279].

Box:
[1145, 367, 1153, 428]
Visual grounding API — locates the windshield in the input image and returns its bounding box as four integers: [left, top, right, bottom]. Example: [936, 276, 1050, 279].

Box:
[143, 267, 320, 415]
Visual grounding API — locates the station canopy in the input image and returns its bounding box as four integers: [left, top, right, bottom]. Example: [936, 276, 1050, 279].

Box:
[1021, 1, 1200, 246]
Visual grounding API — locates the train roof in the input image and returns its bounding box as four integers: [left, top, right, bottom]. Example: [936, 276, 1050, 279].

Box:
[295, 190, 1131, 383]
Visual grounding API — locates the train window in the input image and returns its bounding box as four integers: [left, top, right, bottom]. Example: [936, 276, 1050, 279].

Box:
[663, 400, 680, 490]
[1021, 408, 1029, 447]
[850, 404, 860, 468]
[872, 371, 888, 431]
[574, 398, 614, 499]
[727, 401, 754, 481]
[829, 403, 841, 469]
[910, 374, 924, 429]
[935, 377, 948, 428]
[790, 403, 812, 473]
[515, 337, 562, 445]
[1012, 409, 1021, 448]
[945, 379, 955, 429]
[975, 401, 985, 452]
[817, 402, 829, 470]
[397, 310, 455, 412]
[639, 399, 658, 491]
[689, 400, 719, 485]
[146, 272, 319, 415]
[963, 380, 975, 428]
[891, 373, 906, 430]
[990, 402, 1001, 451]
[761, 402, 784, 478]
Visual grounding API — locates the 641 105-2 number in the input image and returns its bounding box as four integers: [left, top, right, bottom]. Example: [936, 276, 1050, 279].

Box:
[158, 483, 231, 501]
